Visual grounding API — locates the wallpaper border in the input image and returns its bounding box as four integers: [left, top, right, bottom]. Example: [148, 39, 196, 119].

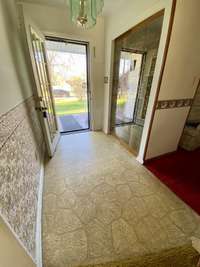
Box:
[156, 98, 193, 110]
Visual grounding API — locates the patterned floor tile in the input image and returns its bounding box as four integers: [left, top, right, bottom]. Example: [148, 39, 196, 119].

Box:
[43, 132, 200, 267]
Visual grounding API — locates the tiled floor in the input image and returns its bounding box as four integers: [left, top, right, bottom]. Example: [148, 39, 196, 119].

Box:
[43, 132, 200, 267]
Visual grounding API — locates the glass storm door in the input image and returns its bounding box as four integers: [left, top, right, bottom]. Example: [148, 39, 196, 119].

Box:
[115, 50, 144, 125]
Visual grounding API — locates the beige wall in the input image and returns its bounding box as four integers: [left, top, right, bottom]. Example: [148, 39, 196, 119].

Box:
[0, 218, 35, 267]
[103, 0, 173, 163]
[0, 0, 33, 115]
[22, 3, 105, 130]
[147, 107, 190, 158]
[146, 0, 200, 159]
[0, 0, 43, 264]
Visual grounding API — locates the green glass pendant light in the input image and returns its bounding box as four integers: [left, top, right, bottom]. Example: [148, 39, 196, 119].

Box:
[68, 0, 104, 29]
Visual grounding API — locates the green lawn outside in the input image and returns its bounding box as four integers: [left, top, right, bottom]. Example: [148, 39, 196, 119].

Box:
[117, 97, 126, 108]
[54, 98, 88, 115]
[54, 97, 126, 116]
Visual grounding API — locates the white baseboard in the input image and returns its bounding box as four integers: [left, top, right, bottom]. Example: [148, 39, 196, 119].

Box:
[136, 155, 144, 164]
[36, 152, 45, 267]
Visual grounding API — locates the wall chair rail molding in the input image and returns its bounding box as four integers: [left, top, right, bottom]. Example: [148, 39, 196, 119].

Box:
[156, 99, 193, 110]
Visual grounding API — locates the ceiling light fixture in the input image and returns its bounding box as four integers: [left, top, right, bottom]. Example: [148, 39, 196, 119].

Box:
[68, 0, 104, 29]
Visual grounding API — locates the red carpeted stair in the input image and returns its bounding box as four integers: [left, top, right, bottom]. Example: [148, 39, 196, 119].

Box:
[145, 148, 200, 215]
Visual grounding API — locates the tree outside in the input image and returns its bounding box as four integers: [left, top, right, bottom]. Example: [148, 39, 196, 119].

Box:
[47, 46, 88, 116]
[67, 76, 86, 101]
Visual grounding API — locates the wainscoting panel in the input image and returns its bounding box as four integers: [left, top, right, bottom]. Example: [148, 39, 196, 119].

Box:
[0, 97, 44, 259]
[156, 98, 193, 110]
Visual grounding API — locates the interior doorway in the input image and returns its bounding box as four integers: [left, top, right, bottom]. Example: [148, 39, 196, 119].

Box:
[111, 13, 164, 155]
[46, 37, 90, 133]
[115, 49, 145, 125]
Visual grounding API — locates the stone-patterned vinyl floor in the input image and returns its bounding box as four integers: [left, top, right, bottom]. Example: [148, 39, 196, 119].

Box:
[43, 132, 200, 267]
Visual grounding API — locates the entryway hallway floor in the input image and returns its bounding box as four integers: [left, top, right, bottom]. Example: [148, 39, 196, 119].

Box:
[43, 132, 200, 267]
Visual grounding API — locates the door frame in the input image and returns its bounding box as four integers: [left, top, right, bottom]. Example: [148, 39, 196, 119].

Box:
[104, 2, 175, 164]
[45, 36, 91, 133]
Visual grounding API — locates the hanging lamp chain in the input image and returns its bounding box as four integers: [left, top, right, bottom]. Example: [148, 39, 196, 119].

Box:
[77, 0, 88, 27]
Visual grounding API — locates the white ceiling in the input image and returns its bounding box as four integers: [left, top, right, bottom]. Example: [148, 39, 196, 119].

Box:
[17, 0, 125, 15]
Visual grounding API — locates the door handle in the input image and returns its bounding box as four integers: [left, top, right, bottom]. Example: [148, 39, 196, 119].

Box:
[35, 107, 48, 118]
[35, 106, 48, 112]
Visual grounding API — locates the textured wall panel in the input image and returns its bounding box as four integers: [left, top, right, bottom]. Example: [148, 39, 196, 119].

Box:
[0, 97, 43, 259]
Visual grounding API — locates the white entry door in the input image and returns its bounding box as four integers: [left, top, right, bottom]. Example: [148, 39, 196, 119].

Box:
[21, 9, 60, 157]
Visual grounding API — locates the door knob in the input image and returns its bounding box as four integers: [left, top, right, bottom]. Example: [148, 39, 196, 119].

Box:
[35, 106, 48, 112]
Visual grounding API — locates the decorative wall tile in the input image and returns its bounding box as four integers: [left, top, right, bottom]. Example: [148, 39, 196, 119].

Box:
[156, 99, 193, 110]
[0, 96, 44, 259]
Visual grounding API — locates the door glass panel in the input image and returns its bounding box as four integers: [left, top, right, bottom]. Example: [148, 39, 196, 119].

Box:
[111, 14, 164, 154]
[115, 50, 143, 125]
[31, 29, 57, 141]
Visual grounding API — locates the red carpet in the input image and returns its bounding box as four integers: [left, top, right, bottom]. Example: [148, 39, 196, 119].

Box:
[145, 148, 200, 215]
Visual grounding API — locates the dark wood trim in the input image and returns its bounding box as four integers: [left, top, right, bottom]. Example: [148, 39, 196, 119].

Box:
[45, 35, 89, 46]
[110, 40, 119, 131]
[116, 10, 165, 42]
[143, 0, 177, 161]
